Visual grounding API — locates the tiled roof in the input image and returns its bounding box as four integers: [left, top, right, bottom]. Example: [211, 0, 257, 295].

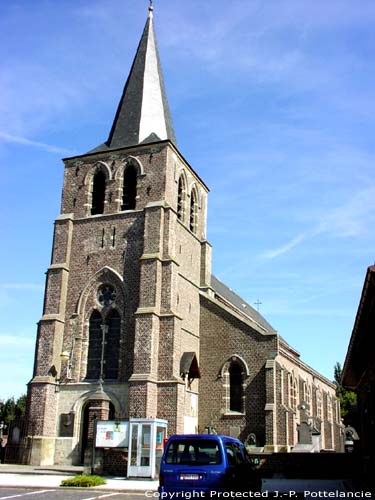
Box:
[88, 7, 176, 153]
[210, 275, 277, 334]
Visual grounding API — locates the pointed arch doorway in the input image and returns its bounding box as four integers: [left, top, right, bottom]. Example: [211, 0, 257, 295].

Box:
[80, 394, 115, 465]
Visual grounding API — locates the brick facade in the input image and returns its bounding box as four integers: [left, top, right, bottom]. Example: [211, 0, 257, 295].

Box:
[26, 10, 342, 467]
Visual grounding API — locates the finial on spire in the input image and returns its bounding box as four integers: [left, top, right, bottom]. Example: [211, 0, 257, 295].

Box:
[149, 0, 154, 14]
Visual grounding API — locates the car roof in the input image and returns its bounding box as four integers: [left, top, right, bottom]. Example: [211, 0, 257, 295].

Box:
[166, 434, 242, 444]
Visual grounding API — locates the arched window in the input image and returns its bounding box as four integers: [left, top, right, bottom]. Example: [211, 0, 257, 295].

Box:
[91, 171, 106, 215]
[306, 384, 312, 412]
[122, 164, 137, 210]
[229, 362, 243, 412]
[317, 390, 322, 419]
[86, 309, 121, 380]
[104, 309, 121, 379]
[177, 176, 185, 221]
[327, 395, 333, 422]
[86, 310, 102, 379]
[290, 377, 298, 411]
[189, 188, 198, 233]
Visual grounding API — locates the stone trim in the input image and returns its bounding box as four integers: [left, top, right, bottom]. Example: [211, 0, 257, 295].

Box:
[265, 403, 275, 411]
[48, 263, 70, 272]
[140, 253, 180, 266]
[40, 314, 65, 323]
[135, 308, 183, 320]
[56, 213, 75, 221]
[181, 327, 200, 339]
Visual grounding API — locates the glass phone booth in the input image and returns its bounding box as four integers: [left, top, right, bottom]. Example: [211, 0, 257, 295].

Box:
[127, 418, 168, 478]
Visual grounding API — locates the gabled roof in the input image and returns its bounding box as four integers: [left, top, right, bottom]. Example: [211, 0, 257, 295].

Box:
[342, 265, 375, 389]
[210, 275, 277, 335]
[89, 5, 176, 154]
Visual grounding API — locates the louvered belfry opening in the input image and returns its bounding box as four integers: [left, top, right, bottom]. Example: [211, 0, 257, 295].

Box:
[91, 171, 106, 215]
[122, 165, 137, 210]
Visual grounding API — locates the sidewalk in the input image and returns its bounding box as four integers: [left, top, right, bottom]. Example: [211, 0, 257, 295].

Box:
[0, 465, 158, 491]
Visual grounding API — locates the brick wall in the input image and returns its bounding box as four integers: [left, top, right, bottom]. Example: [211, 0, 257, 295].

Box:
[199, 295, 277, 444]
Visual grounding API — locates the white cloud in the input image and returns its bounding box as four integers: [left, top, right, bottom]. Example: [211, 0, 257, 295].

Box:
[316, 187, 375, 238]
[0, 132, 73, 155]
[260, 186, 375, 260]
[260, 233, 308, 260]
[0, 283, 44, 291]
[0, 335, 34, 347]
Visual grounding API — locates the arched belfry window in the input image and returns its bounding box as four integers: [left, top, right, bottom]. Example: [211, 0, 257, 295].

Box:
[229, 362, 243, 412]
[189, 188, 198, 233]
[177, 176, 186, 221]
[122, 164, 137, 210]
[86, 310, 102, 379]
[104, 309, 121, 379]
[91, 170, 106, 215]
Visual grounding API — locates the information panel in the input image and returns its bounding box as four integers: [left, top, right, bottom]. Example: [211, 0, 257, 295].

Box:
[96, 420, 129, 448]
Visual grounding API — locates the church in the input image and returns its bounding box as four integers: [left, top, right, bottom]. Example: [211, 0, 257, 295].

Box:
[26, 4, 341, 467]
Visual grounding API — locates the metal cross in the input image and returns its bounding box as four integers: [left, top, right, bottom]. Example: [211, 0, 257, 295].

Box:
[254, 299, 262, 311]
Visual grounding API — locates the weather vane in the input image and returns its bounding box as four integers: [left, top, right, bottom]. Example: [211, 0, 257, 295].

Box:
[149, 0, 154, 11]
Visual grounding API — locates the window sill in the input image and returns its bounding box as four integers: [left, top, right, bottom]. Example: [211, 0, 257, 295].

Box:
[223, 411, 245, 417]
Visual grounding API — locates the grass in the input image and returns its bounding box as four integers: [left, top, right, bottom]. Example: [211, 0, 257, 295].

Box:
[60, 474, 107, 487]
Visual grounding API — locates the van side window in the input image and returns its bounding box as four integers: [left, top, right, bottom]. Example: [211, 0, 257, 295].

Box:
[232, 443, 246, 464]
[225, 445, 236, 465]
[225, 443, 246, 465]
[165, 439, 222, 465]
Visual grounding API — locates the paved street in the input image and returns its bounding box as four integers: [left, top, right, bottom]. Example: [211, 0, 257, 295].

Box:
[0, 489, 150, 500]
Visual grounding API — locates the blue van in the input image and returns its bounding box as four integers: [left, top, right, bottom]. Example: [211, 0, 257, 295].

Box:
[159, 434, 257, 494]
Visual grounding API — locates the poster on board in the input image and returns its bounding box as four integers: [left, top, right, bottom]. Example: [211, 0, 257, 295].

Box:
[95, 420, 129, 448]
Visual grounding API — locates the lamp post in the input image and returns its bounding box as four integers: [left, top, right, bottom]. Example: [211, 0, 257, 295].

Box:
[60, 350, 72, 379]
[91, 413, 97, 475]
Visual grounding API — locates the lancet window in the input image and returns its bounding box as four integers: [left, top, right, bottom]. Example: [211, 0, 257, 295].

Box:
[229, 361, 243, 412]
[91, 171, 106, 215]
[177, 175, 186, 221]
[86, 307, 121, 380]
[189, 188, 198, 233]
[122, 164, 137, 210]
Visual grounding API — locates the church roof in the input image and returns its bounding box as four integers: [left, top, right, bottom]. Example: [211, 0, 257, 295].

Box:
[210, 275, 277, 335]
[89, 4, 176, 154]
[342, 265, 375, 389]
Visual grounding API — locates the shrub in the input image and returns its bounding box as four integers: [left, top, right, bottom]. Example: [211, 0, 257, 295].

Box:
[60, 475, 106, 487]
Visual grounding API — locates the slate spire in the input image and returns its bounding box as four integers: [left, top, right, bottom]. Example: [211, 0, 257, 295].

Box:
[106, 3, 177, 149]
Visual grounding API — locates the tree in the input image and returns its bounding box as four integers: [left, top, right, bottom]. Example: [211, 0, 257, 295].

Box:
[0, 395, 27, 434]
[334, 362, 357, 422]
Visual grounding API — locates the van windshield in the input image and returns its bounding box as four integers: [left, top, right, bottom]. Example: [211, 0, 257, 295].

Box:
[165, 439, 222, 465]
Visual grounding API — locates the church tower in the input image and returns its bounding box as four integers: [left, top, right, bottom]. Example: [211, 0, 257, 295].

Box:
[27, 4, 211, 465]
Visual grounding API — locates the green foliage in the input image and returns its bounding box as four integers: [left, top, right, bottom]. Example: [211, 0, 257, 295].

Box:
[15, 395, 27, 416]
[0, 395, 27, 433]
[333, 362, 357, 420]
[338, 391, 357, 418]
[60, 475, 106, 487]
[334, 362, 343, 391]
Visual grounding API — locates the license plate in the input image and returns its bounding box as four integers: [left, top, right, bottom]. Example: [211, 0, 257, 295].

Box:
[180, 474, 201, 480]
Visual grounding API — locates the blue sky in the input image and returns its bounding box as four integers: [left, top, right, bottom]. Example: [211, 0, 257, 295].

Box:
[1, 0, 375, 399]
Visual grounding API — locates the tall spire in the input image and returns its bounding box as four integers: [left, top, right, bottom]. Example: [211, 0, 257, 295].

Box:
[104, 4, 176, 150]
